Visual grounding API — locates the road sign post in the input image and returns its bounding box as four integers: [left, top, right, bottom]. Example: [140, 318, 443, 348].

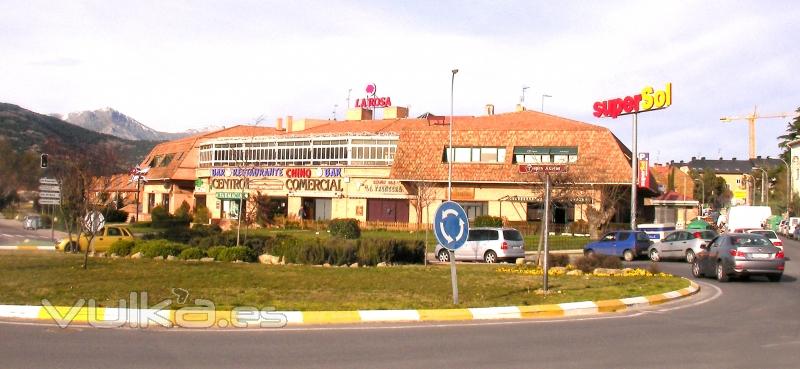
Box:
[433, 201, 470, 305]
[517, 165, 566, 293]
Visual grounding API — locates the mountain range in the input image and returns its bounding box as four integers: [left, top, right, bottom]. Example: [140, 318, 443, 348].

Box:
[0, 103, 157, 167]
[55, 107, 222, 141]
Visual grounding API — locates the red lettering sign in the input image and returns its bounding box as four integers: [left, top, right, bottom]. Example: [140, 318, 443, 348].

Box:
[354, 97, 392, 108]
[593, 83, 672, 119]
[286, 168, 312, 178]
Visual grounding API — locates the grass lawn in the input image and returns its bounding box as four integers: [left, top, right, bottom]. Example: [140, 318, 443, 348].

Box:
[0, 251, 688, 311]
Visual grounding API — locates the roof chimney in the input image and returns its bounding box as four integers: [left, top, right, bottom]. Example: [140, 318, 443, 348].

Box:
[515, 104, 526, 112]
[276, 117, 283, 130]
[732, 157, 736, 161]
[719, 157, 723, 160]
[691, 156, 696, 161]
[757, 155, 762, 159]
[486, 104, 495, 116]
[701, 156, 706, 160]
[286, 116, 293, 132]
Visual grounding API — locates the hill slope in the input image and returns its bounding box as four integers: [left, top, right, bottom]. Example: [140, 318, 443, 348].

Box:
[0, 103, 157, 167]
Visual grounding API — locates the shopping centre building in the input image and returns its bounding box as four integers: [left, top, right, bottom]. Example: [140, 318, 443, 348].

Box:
[132, 106, 647, 227]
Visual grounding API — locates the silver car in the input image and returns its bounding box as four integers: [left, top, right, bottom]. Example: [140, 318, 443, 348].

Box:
[435, 227, 525, 263]
[692, 233, 784, 282]
[648, 230, 717, 263]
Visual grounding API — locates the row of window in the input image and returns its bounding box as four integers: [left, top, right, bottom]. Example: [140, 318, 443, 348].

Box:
[443, 146, 580, 164]
[198, 136, 399, 167]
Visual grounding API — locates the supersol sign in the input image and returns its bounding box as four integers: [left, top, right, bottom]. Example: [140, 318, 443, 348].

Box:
[593, 83, 672, 119]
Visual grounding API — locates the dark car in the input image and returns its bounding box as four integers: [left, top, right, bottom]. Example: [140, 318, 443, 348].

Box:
[583, 230, 652, 261]
[692, 233, 784, 282]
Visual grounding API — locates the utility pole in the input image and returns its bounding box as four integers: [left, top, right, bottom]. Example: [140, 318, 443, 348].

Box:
[721, 107, 799, 159]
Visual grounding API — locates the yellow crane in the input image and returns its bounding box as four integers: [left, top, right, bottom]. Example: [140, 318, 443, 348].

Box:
[720, 106, 800, 159]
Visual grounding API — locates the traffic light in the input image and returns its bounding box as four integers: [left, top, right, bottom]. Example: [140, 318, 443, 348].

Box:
[40, 154, 48, 168]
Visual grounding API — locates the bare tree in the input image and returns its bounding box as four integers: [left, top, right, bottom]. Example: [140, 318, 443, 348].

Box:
[408, 181, 437, 230]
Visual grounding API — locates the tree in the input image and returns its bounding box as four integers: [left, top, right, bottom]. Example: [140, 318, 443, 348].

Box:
[0, 138, 40, 211]
[408, 181, 437, 230]
[583, 184, 629, 240]
[777, 107, 800, 162]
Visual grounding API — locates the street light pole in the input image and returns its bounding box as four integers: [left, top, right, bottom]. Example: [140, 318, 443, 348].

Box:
[448, 69, 458, 201]
[541, 94, 552, 112]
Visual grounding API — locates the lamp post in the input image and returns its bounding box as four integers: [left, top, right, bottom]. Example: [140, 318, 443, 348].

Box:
[448, 69, 458, 201]
[541, 94, 552, 112]
[777, 157, 791, 214]
[520, 85, 529, 104]
[753, 167, 767, 205]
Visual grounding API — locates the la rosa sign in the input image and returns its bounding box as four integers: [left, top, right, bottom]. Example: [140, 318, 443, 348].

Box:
[593, 83, 672, 119]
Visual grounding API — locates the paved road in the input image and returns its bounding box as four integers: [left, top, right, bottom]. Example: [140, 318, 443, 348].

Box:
[0, 216, 63, 245]
[1, 237, 798, 369]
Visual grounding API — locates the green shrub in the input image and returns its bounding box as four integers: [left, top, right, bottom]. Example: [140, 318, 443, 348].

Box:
[574, 254, 623, 273]
[109, 239, 136, 256]
[193, 205, 211, 225]
[217, 246, 255, 262]
[474, 215, 503, 227]
[328, 218, 361, 239]
[133, 239, 186, 258]
[547, 253, 571, 267]
[175, 201, 192, 223]
[207, 246, 227, 260]
[102, 208, 129, 223]
[179, 247, 206, 260]
[150, 205, 190, 228]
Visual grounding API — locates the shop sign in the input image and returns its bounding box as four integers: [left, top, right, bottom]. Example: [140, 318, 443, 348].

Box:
[354, 83, 392, 109]
[360, 179, 404, 193]
[315, 168, 342, 177]
[451, 187, 474, 201]
[286, 168, 312, 178]
[250, 178, 285, 191]
[638, 152, 650, 188]
[215, 192, 249, 200]
[286, 178, 343, 192]
[211, 168, 284, 177]
[518, 164, 568, 174]
[194, 179, 206, 193]
[593, 82, 672, 119]
[210, 178, 249, 190]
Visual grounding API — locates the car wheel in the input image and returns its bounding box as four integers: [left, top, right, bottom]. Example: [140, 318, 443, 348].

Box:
[649, 249, 660, 262]
[584, 249, 595, 257]
[484, 250, 497, 264]
[623, 249, 635, 262]
[685, 250, 696, 263]
[716, 262, 729, 282]
[767, 274, 782, 282]
[691, 261, 703, 278]
[65, 241, 79, 253]
[437, 249, 450, 262]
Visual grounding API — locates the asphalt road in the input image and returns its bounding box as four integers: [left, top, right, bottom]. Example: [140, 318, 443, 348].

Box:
[1, 237, 798, 369]
[0, 216, 63, 245]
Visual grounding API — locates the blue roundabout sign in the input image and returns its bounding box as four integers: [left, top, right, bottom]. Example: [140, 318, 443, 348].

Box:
[433, 201, 470, 250]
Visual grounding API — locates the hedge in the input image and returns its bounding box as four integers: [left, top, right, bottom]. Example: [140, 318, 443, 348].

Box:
[179, 247, 206, 260]
[216, 246, 256, 262]
[473, 215, 503, 227]
[132, 239, 186, 258]
[109, 239, 136, 257]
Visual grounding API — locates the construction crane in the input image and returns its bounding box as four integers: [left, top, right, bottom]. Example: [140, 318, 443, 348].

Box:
[720, 106, 800, 159]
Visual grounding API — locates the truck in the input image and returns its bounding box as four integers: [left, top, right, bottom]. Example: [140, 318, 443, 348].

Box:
[725, 206, 772, 232]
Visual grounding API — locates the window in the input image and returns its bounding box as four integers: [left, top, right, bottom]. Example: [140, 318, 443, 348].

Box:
[637, 232, 650, 242]
[503, 230, 523, 241]
[601, 233, 616, 241]
[444, 147, 505, 163]
[513, 146, 578, 164]
[107, 228, 121, 236]
[617, 232, 630, 241]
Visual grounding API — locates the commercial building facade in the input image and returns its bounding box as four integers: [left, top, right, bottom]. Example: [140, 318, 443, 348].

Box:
[134, 108, 642, 228]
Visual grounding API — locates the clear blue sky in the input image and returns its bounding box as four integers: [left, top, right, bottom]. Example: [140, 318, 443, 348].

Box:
[1, 0, 798, 162]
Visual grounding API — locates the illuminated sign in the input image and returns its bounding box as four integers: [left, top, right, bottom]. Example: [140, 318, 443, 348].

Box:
[637, 153, 650, 188]
[593, 83, 672, 119]
[354, 83, 392, 109]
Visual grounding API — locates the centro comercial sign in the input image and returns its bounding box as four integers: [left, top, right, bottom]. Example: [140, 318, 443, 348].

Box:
[593, 83, 672, 118]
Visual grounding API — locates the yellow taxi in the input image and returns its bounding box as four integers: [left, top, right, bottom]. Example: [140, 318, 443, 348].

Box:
[56, 225, 134, 253]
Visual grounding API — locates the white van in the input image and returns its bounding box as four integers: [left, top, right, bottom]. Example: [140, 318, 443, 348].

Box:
[726, 206, 771, 232]
[788, 217, 800, 238]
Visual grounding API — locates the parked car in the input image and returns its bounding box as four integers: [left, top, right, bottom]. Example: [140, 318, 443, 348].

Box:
[55, 225, 134, 253]
[793, 226, 800, 241]
[692, 233, 784, 282]
[435, 227, 525, 263]
[746, 229, 782, 250]
[583, 230, 652, 261]
[788, 217, 800, 238]
[648, 229, 717, 263]
[22, 214, 42, 230]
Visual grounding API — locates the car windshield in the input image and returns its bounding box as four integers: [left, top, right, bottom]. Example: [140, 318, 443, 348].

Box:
[749, 230, 777, 239]
[503, 230, 523, 241]
[731, 235, 772, 247]
[697, 230, 717, 239]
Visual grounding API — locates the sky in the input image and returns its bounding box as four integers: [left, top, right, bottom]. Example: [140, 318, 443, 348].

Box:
[1, 0, 799, 163]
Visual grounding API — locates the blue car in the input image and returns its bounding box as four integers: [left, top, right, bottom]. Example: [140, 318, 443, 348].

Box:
[583, 230, 653, 261]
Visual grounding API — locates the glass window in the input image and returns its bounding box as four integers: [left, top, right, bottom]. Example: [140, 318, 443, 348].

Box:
[601, 233, 616, 241]
[107, 228, 121, 236]
[472, 148, 481, 162]
[617, 232, 630, 241]
[503, 230, 523, 241]
[553, 155, 568, 163]
[454, 148, 471, 162]
[480, 148, 497, 162]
